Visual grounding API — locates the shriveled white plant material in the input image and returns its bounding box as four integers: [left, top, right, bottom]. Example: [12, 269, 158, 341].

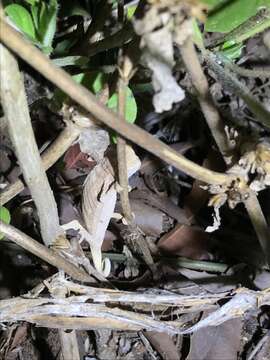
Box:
[206, 139, 270, 232]
[133, 1, 186, 112]
[1, 277, 269, 335]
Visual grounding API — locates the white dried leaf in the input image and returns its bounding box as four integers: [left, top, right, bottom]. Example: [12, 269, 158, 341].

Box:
[134, 12, 185, 113]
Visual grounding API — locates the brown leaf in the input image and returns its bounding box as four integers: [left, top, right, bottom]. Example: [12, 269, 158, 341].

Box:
[158, 224, 210, 260]
[187, 315, 243, 360]
[64, 143, 95, 169]
[144, 331, 181, 360]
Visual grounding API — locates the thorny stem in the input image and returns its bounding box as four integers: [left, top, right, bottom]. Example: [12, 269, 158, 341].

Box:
[117, 55, 134, 224]
[0, 19, 232, 187]
[0, 221, 92, 282]
[180, 38, 232, 161]
[0, 44, 63, 247]
[0, 122, 82, 205]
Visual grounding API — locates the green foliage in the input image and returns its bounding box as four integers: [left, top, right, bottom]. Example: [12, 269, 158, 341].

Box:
[0, 206, 11, 240]
[5, 4, 36, 40]
[4, 0, 58, 54]
[220, 41, 244, 59]
[204, 0, 270, 33]
[37, 0, 58, 53]
[53, 71, 137, 123]
[107, 87, 137, 124]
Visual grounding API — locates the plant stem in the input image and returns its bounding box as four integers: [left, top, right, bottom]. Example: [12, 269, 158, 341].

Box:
[244, 192, 270, 267]
[94, 252, 230, 273]
[0, 44, 62, 246]
[0, 122, 81, 205]
[180, 38, 231, 161]
[180, 38, 270, 267]
[117, 56, 133, 224]
[204, 50, 270, 130]
[0, 19, 231, 186]
[0, 221, 92, 282]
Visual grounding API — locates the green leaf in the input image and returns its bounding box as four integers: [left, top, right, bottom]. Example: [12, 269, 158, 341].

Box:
[72, 72, 108, 94]
[127, 5, 137, 19]
[205, 0, 270, 33]
[31, 4, 39, 29]
[0, 206, 11, 240]
[107, 86, 137, 124]
[38, 0, 58, 51]
[5, 4, 36, 39]
[220, 42, 244, 60]
[25, 0, 39, 5]
[52, 56, 89, 67]
[52, 71, 108, 109]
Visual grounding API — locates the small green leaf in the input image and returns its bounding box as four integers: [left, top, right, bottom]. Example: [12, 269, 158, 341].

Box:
[220, 42, 244, 60]
[107, 86, 137, 124]
[72, 72, 108, 94]
[52, 56, 89, 67]
[25, 0, 39, 5]
[53, 71, 108, 109]
[38, 0, 58, 51]
[0, 206, 11, 240]
[5, 4, 36, 39]
[127, 5, 137, 19]
[205, 0, 270, 33]
[31, 4, 39, 29]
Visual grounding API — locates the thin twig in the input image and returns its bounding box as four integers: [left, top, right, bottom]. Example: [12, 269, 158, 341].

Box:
[247, 330, 270, 360]
[92, 252, 230, 273]
[244, 192, 270, 267]
[0, 44, 62, 246]
[224, 62, 270, 78]
[203, 50, 270, 130]
[117, 55, 133, 224]
[0, 122, 81, 205]
[0, 221, 92, 282]
[116, 54, 156, 273]
[180, 38, 231, 161]
[0, 19, 232, 187]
